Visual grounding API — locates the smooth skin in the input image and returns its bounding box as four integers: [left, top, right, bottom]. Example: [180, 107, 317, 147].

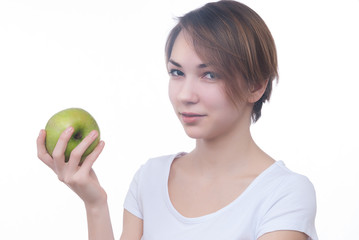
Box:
[36, 30, 308, 240]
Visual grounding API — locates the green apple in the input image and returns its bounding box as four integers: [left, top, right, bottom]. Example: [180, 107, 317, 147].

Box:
[45, 108, 100, 164]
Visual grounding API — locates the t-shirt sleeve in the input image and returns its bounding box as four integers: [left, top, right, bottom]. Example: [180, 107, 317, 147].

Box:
[256, 174, 318, 240]
[123, 165, 144, 219]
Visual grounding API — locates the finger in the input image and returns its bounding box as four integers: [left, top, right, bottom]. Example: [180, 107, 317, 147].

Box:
[68, 130, 99, 168]
[52, 126, 74, 166]
[36, 129, 54, 169]
[80, 140, 105, 172]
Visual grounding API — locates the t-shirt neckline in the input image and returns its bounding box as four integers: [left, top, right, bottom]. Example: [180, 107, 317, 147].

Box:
[164, 152, 282, 224]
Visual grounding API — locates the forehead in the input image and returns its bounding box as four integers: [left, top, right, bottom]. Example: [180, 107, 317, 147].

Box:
[171, 31, 193, 55]
[169, 31, 205, 66]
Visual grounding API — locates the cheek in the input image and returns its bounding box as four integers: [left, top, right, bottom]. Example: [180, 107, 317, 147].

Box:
[208, 97, 233, 115]
[203, 85, 230, 108]
[168, 81, 178, 106]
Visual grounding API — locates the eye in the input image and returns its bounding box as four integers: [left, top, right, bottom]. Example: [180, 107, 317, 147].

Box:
[169, 69, 184, 77]
[203, 72, 217, 80]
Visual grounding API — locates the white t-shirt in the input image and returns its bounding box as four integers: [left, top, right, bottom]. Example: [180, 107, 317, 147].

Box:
[124, 153, 318, 240]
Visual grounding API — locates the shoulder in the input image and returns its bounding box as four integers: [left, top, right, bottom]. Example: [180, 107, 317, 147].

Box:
[133, 152, 185, 184]
[139, 152, 185, 173]
[255, 161, 318, 239]
[259, 161, 317, 210]
[123, 152, 185, 217]
[252, 161, 317, 213]
[269, 161, 316, 198]
[258, 161, 315, 192]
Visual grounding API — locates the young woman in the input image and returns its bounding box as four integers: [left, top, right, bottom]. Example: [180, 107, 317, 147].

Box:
[37, 1, 318, 239]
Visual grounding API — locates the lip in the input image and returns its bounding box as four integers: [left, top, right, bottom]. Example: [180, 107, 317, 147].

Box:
[180, 112, 206, 124]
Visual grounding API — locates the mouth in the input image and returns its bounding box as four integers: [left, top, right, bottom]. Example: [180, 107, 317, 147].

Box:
[180, 112, 206, 117]
[179, 112, 206, 124]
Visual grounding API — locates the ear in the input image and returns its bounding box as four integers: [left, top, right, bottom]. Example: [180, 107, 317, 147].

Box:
[247, 79, 269, 103]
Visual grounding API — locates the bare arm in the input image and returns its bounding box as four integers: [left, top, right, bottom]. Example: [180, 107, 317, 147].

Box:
[258, 230, 308, 240]
[37, 127, 114, 240]
[120, 210, 143, 240]
[86, 201, 114, 240]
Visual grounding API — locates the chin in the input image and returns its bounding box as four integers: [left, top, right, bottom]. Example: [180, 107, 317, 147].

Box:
[183, 127, 203, 139]
[183, 127, 215, 141]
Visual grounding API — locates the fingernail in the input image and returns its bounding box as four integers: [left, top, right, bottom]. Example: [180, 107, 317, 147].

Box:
[66, 126, 74, 133]
[39, 129, 43, 136]
[89, 130, 97, 138]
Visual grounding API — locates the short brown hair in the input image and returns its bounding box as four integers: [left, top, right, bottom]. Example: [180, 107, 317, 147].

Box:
[165, 0, 278, 122]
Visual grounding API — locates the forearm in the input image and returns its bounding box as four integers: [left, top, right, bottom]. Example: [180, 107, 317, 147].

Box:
[85, 200, 115, 240]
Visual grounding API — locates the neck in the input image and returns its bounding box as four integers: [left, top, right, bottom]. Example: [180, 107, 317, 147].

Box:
[190, 122, 259, 177]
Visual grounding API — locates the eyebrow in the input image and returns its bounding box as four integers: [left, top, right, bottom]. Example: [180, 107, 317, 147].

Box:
[168, 59, 209, 69]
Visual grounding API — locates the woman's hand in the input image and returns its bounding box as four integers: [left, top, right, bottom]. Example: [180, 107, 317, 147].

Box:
[37, 126, 106, 207]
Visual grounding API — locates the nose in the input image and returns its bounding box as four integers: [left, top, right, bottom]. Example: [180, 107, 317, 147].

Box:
[177, 76, 199, 105]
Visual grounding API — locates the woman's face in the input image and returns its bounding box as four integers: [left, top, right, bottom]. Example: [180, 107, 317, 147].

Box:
[167, 31, 253, 141]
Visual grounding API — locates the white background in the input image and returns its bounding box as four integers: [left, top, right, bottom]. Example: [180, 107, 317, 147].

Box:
[0, 0, 358, 239]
